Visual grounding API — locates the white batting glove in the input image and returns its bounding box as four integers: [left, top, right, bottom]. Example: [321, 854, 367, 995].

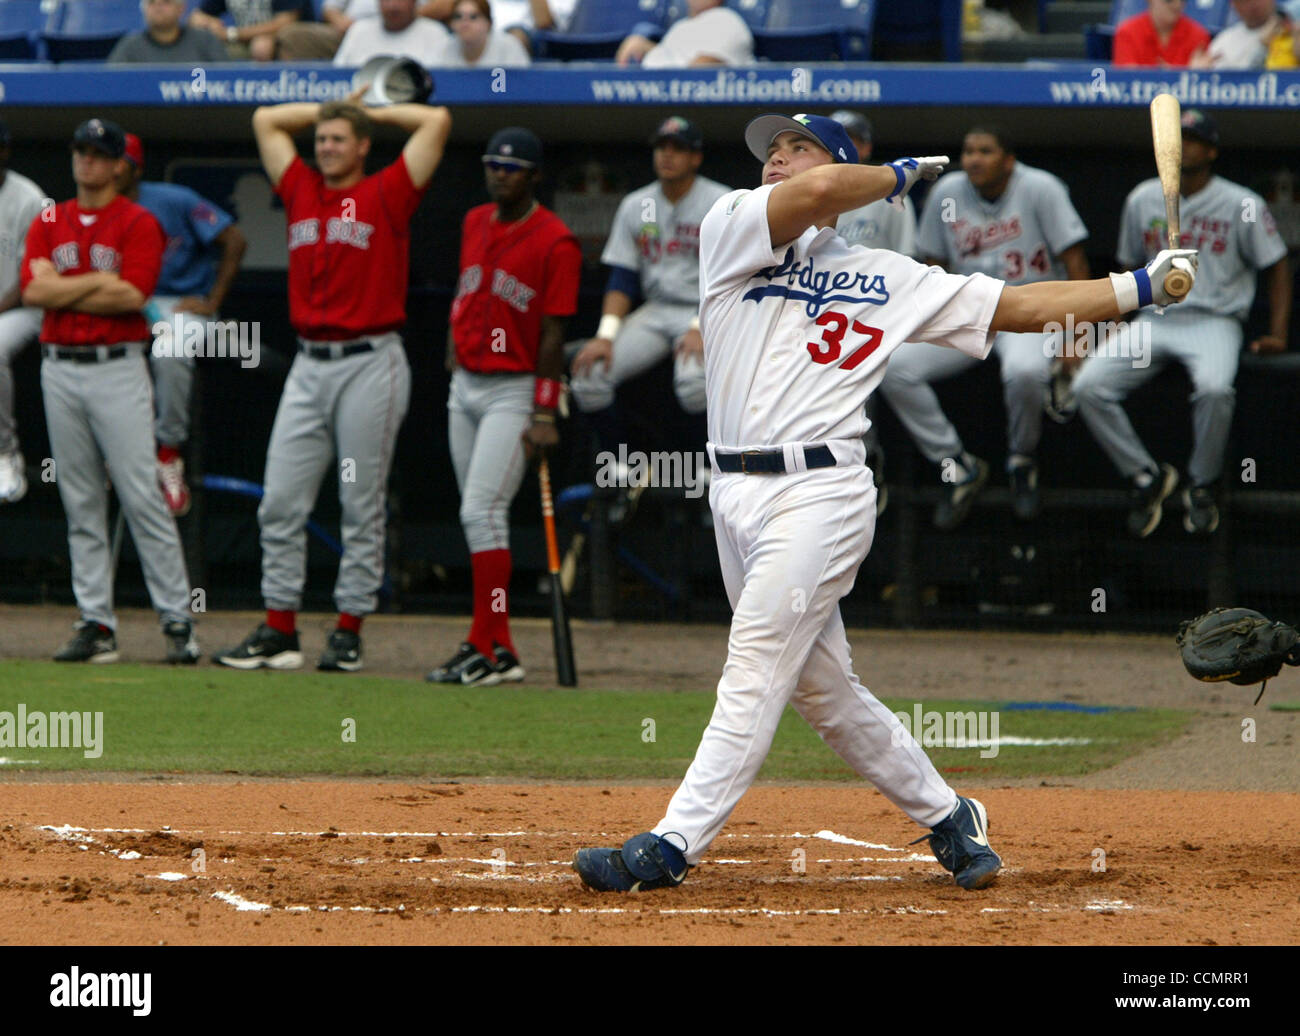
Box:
[885, 156, 949, 210]
[1108, 248, 1198, 311]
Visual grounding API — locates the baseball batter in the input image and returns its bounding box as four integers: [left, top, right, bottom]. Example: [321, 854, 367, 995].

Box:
[879, 126, 1090, 528]
[117, 132, 248, 517]
[830, 109, 918, 516]
[426, 128, 582, 687]
[0, 119, 50, 505]
[1073, 108, 1290, 537]
[572, 112, 1197, 893]
[569, 116, 729, 441]
[21, 118, 199, 665]
[216, 95, 451, 672]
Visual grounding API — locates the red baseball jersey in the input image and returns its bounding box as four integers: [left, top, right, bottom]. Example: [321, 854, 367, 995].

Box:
[451, 203, 582, 373]
[277, 153, 426, 341]
[21, 195, 164, 346]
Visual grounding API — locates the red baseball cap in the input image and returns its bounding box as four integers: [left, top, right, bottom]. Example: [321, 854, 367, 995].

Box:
[124, 133, 144, 169]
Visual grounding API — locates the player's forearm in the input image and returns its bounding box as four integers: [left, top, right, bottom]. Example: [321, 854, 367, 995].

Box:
[208, 228, 248, 310]
[599, 291, 633, 320]
[535, 317, 566, 382]
[0, 285, 21, 312]
[68, 279, 147, 315]
[992, 278, 1132, 334]
[1061, 243, 1092, 281]
[370, 103, 447, 135]
[768, 164, 898, 243]
[21, 272, 112, 309]
[1267, 258, 1292, 341]
[253, 103, 321, 137]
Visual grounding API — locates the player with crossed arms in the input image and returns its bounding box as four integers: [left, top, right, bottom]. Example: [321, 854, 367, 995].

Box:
[878, 126, 1090, 528]
[572, 112, 1196, 893]
[216, 93, 451, 672]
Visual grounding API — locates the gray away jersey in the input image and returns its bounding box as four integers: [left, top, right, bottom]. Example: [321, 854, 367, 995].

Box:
[1118, 175, 1287, 319]
[837, 194, 917, 257]
[602, 175, 731, 306]
[0, 170, 46, 301]
[917, 163, 1087, 283]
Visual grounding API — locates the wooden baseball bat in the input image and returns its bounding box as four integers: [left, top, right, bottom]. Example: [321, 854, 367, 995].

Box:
[538, 457, 577, 687]
[1150, 93, 1192, 300]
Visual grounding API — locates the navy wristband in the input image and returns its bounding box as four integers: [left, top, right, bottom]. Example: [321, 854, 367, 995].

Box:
[1133, 268, 1153, 307]
[887, 163, 906, 201]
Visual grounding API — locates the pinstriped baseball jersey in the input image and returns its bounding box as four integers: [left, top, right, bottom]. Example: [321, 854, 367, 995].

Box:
[601, 175, 730, 306]
[917, 164, 1087, 283]
[699, 184, 1005, 449]
[836, 195, 917, 257]
[1117, 175, 1287, 319]
[0, 170, 46, 301]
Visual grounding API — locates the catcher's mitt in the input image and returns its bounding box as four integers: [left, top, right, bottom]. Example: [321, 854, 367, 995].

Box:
[1176, 607, 1300, 704]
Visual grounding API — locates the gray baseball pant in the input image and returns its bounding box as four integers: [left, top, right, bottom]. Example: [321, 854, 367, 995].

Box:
[448, 368, 532, 553]
[40, 345, 192, 629]
[879, 331, 1051, 466]
[258, 334, 410, 616]
[1072, 308, 1239, 487]
[0, 306, 44, 453]
[570, 301, 706, 415]
[148, 296, 204, 449]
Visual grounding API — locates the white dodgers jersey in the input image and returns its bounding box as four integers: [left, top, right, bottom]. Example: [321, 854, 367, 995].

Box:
[699, 184, 1006, 449]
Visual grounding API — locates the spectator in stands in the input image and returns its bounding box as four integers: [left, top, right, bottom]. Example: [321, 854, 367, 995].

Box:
[108, 0, 230, 63]
[477, 0, 576, 52]
[333, 0, 449, 66]
[1192, 0, 1292, 68]
[432, 0, 530, 67]
[189, 0, 312, 61]
[1113, 0, 1211, 67]
[616, 0, 753, 68]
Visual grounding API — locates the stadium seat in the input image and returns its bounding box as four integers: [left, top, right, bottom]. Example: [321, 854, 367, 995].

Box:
[43, 0, 145, 63]
[532, 0, 671, 61]
[753, 0, 876, 62]
[874, 0, 962, 62]
[725, 0, 768, 33]
[0, 0, 46, 60]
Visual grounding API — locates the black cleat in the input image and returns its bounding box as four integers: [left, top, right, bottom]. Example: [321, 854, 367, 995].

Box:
[318, 628, 363, 672]
[492, 646, 525, 682]
[933, 454, 989, 531]
[214, 624, 303, 670]
[1182, 485, 1220, 535]
[54, 622, 118, 663]
[1127, 463, 1178, 538]
[163, 620, 200, 664]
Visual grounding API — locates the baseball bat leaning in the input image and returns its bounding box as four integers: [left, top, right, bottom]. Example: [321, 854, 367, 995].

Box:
[1150, 93, 1192, 300]
[538, 457, 578, 687]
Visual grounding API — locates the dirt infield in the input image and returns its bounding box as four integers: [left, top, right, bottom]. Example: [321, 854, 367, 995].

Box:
[1, 782, 1297, 945]
[2, 605, 1299, 944]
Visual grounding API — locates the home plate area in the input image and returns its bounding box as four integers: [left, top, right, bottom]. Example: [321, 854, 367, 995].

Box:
[0, 783, 1296, 944]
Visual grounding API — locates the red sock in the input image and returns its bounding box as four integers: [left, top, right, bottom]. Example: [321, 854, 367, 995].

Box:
[468, 549, 511, 657]
[157, 445, 181, 463]
[266, 608, 296, 635]
[337, 612, 362, 634]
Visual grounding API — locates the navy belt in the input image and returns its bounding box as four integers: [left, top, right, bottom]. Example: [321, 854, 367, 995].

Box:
[298, 340, 374, 360]
[43, 345, 129, 363]
[714, 444, 836, 475]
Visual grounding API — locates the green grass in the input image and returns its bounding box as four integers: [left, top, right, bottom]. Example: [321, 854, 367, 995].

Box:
[0, 661, 1191, 780]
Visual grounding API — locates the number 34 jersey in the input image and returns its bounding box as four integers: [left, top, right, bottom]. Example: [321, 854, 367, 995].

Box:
[699, 183, 1006, 449]
[917, 164, 1087, 284]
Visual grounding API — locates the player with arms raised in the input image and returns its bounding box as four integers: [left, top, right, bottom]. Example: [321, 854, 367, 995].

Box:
[572, 113, 1197, 894]
[215, 93, 450, 672]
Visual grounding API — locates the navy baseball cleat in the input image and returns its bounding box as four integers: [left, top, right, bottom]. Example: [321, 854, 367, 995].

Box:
[914, 796, 1002, 890]
[573, 832, 690, 892]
